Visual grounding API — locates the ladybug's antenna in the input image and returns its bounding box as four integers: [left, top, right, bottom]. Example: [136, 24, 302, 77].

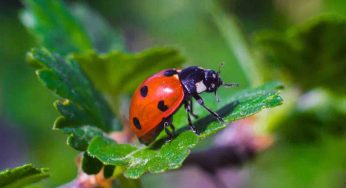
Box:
[218, 62, 224, 74]
[223, 83, 240, 88]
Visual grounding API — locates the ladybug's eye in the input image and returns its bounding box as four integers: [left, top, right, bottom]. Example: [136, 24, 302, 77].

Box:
[204, 70, 221, 92]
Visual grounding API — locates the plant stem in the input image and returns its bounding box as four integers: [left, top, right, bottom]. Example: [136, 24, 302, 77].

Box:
[206, 0, 263, 86]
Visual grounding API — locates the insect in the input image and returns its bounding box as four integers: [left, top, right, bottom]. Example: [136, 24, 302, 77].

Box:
[129, 66, 238, 144]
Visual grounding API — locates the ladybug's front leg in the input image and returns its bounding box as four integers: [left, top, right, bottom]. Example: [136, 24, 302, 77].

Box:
[184, 100, 199, 135]
[192, 94, 225, 123]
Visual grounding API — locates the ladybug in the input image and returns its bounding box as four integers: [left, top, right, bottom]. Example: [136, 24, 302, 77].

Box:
[129, 66, 238, 144]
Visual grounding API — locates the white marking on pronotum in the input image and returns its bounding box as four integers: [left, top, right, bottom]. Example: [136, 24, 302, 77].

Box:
[212, 73, 216, 78]
[196, 81, 207, 93]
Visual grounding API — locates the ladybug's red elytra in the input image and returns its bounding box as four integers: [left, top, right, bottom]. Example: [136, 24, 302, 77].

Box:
[129, 66, 238, 144]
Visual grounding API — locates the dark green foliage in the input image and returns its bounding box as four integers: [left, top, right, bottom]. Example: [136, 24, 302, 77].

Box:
[55, 123, 105, 151]
[254, 16, 346, 143]
[82, 152, 103, 175]
[21, 0, 92, 55]
[21, 0, 124, 55]
[103, 165, 115, 179]
[0, 164, 49, 188]
[70, 3, 125, 52]
[278, 109, 346, 143]
[254, 16, 346, 93]
[27, 48, 117, 145]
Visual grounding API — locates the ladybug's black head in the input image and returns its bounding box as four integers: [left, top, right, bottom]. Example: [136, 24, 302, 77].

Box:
[203, 66, 239, 102]
[203, 69, 223, 93]
[178, 66, 239, 98]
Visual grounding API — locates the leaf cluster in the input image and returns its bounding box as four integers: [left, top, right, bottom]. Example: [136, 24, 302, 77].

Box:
[254, 15, 346, 93]
[0, 164, 49, 188]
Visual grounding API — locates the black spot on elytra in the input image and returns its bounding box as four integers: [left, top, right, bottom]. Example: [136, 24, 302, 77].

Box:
[133, 117, 141, 129]
[163, 69, 177, 77]
[140, 86, 148, 97]
[157, 100, 168, 112]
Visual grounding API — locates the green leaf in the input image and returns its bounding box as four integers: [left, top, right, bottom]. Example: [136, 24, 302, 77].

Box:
[72, 47, 185, 98]
[21, 0, 125, 55]
[27, 48, 118, 150]
[87, 82, 284, 179]
[55, 121, 105, 151]
[20, 0, 92, 56]
[70, 3, 125, 53]
[254, 15, 346, 93]
[0, 164, 49, 188]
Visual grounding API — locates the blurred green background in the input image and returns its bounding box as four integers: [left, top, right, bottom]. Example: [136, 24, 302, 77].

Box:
[0, 0, 345, 187]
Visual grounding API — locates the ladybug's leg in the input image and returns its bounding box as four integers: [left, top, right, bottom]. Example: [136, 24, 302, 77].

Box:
[166, 116, 175, 134]
[169, 123, 175, 134]
[184, 100, 199, 135]
[163, 119, 174, 142]
[188, 99, 198, 118]
[193, 94, 225, 123]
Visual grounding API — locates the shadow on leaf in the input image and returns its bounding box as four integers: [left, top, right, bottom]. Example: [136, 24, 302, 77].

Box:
[149, 100, 240, 149]
[195, 100, 240, 133]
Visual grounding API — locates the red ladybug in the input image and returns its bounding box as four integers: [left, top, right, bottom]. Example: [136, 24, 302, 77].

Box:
[129, 66, 238, 144]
